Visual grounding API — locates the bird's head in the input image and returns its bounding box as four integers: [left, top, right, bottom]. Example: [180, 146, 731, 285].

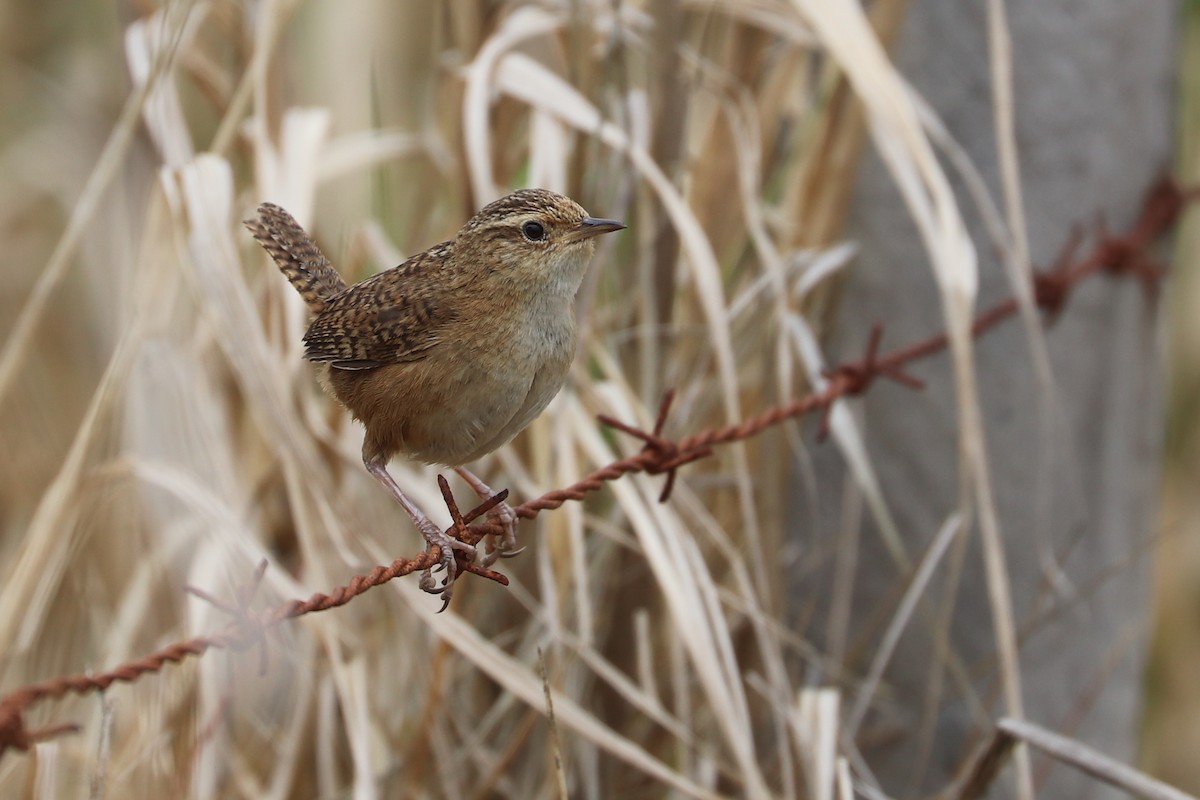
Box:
[456, 188, 624, 297]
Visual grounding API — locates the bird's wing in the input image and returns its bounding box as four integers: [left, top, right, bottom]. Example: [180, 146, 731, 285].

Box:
[302, 243, 459, 370]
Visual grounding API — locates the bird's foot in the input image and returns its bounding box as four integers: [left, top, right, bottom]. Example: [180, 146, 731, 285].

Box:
[453, 467, 523, 566]
[481, 499, 523, 567]
[415, 517, 476, 607]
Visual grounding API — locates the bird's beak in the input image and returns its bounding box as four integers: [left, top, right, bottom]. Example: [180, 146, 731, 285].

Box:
[565, 216, 625, 242]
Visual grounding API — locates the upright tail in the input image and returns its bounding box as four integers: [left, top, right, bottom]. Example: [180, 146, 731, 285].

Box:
[245, 203, 347, 314]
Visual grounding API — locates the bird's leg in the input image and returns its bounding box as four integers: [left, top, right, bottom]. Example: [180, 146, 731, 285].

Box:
[453, 467, 522, 566]
[364, 454, 476, 594]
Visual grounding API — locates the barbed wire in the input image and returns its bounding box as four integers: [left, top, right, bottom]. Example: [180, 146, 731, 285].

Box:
[0, 176, 1191, 761]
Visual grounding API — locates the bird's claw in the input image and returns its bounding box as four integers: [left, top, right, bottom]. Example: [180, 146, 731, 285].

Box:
[480, 500, 521, 566]
[420, 568, 453, 614]
[416, 520, 475, 609]
[418, 569, 439, 593]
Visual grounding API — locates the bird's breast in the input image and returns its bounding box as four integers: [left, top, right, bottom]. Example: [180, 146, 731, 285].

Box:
[328, 296, 578, 466]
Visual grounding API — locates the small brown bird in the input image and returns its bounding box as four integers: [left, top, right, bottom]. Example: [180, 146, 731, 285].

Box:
[246, 189, 623, 599]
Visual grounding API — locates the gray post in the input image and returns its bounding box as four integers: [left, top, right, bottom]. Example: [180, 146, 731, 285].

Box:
[800, 2, 1178, 796]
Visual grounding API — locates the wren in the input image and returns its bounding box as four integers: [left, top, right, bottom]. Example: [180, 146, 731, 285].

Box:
[246, 189, 624, 600]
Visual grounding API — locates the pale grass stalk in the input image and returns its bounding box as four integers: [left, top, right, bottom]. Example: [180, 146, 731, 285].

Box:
[672, 488, 802, 795]
[85, 504, 192, 669]
[241, 0, 292, 173]
[793, 687, 840, 800]
[633, 609, 661, 706]
[528, 111, 571, 194]
[907, 94, 1074, 761]
[167, 157, 302, 455]
[461, 6, 562, 204]
[911, 96, 1010, 266]
[0, 313, 142, 653]
[837, 757, 854, 800]
[537, 651, 570, 799]
[999, 718, 1199, 800]
[549, 625, 693, 743]
[126, 10, 202, 166]
[122, 338, 244, 499]
[255, 108, 332, 225]
[840, 741, 886, 799]
[284, 460, 398, 796]
[314, 675, 337, 796]
[441, 672, 531, 781]
[172, 155, 356, 567]
[688, 0, 816, 45]
[986, 0, 1053, 393]
[963, 411, 1032, 795]
[90, 697, 114, 800]
[844, 514, 962, 737]
[317, 130, 427, 183]
[193, 570, 229, 799]
[711, 580, 847, 679]
[669, 610, 695, 782]
[0, 2, 195, 405]
[535, 515, 565, 631]
[631, 424, 800, 791]
[108, 457, 305, 596]
[284, 442, 371, 573]
[262, 645, 312, 800]
[913, 523, 988, 785]
[174, 153, 401, 796]
[717, 86, 796, 606]
[172, 155, 362, 573]
[786, 314, 907, 568]
[625, 87, 663, 407]
[985, 0, 1077, 615]
[357, 218, 407, 268]
[33, 742, 59, 800]
[793, 243, 861, 302]
[552, 402, 595, 645]
[593, 321, 793, 671]
[208, 0, 280, 158]
[827, 467, 864, 666]
[530, 407, 576, 641]
[340, 656, 378, 800]
[304, 471, 375, 571]
[724, 243, 856, 321]
[567, 395, 770, 796]
[780, 102, 990, 774]
[398, 580, 728, 800]
[789, 3, 1031, 797]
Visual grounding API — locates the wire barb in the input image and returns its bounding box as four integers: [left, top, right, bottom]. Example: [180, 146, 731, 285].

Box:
[0, 692, 80, 758]
[598, 389, 713, 502]
[1032, 224, 1085, 320]
[186, 559, 272, 674]
[817, 324, 926, 441]
[432, 476, 511, 610]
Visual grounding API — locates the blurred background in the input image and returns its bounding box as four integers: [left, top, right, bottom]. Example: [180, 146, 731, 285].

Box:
[0, 0, 1195, 797]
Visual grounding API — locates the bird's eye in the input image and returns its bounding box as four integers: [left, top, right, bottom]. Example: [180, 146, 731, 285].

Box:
[521, 220, 546, 241]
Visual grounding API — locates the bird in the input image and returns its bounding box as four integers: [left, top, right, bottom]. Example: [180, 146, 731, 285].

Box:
[245, 189, 624, 602]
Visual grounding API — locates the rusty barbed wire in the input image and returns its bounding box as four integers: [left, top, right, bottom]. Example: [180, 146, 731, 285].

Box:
[0, 176, 1192, 761]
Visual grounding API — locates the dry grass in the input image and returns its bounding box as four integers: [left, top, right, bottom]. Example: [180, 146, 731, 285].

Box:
[0, 1, 1187, 798]
[1143, 0, 1200, 790]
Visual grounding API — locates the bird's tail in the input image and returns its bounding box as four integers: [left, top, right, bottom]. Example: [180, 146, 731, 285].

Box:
[245, 203, 347, 314]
